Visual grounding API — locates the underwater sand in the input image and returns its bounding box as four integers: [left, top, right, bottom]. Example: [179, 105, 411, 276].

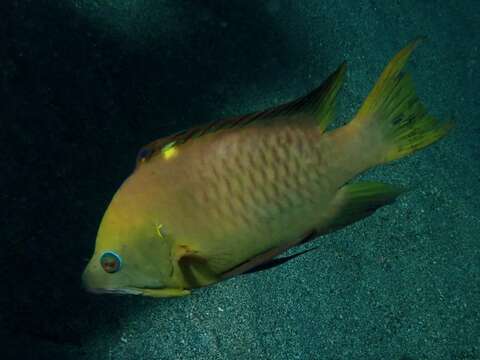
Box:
[2, 1, 479, 359]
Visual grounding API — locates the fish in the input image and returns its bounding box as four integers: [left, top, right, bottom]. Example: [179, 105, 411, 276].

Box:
[82, 39, 453, 297]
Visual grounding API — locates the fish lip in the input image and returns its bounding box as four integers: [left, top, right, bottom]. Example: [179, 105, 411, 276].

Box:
[85, 287, 143, 296]
[85, 286, 168, 296]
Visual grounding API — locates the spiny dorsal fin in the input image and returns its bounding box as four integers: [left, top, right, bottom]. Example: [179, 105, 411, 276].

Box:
[136, 62, 346, 166]
[297, 61, 347, 132]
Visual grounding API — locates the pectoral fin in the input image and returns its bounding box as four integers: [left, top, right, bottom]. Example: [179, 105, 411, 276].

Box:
[175, 245, 220, 288]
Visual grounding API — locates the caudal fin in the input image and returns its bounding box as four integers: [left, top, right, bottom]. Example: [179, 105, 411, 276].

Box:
[352, 38, 453, 164]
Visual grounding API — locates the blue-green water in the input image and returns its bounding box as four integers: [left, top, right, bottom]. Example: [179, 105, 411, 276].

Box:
[2, 1, 479, 359]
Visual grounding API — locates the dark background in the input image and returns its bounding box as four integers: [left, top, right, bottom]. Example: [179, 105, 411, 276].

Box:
[2, 1, 316, 357]
[1, 1, 479, 359]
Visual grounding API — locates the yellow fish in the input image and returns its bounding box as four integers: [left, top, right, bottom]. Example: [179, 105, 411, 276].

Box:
[82, 39, 452, 297]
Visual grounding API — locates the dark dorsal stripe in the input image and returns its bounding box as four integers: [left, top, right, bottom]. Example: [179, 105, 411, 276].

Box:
[135, 62, 346, 167]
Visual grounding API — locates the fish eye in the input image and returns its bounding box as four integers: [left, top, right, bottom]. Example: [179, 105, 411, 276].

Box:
[100, 251, 122, 274]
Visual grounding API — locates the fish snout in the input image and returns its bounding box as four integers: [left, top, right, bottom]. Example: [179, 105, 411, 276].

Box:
[81, 263, 95, 291]
[81, 260, 106, 292]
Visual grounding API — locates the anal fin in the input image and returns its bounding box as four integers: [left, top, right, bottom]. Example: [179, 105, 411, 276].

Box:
[320, 181, 406, 234]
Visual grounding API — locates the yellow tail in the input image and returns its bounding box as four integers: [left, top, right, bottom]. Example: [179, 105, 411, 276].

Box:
[352, 38, 453, 163]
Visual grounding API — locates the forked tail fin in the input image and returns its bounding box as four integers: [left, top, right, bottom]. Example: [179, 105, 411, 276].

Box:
[351, 38, 453, 164]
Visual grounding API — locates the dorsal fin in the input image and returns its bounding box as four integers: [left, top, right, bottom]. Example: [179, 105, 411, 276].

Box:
[136, 62, 346, 166]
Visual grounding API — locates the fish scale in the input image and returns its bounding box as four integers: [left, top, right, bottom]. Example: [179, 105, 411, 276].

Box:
[200, 125, 322, 235]
[82, 40, 452, 297]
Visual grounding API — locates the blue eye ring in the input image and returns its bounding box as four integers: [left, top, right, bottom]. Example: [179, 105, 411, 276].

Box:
[100, 251, 122, 274]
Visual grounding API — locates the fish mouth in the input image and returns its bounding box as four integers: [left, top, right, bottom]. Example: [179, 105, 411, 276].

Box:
[84, 286, 191, 298]
[85, 287, 143, 296]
